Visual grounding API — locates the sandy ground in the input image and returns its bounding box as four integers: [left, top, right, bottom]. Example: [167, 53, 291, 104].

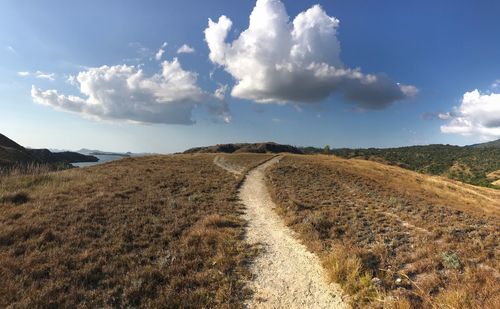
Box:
[238, 157, 348, 309]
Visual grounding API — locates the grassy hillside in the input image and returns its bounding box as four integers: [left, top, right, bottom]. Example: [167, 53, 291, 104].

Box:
[266, 155, 500, 307]
[0, 154, 271, 307]
[328, 145, 500, 188]
[2, 150, 498, 307]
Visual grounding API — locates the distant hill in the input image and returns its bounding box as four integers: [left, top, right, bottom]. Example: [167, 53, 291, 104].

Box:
[78, 148, 134, 157]
[89, 151, 131, 157]
[322, 144, 500, 188]
[0, 134, 34, 166]
[27, 149, 99, 164]
[469, 138, 500, 148]
[184, 142, 303, 154]
[0, 133, 98, 168]
[0, 134, 25, 151]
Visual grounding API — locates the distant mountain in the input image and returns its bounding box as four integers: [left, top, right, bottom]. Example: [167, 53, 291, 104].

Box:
[0, 133, 98, 168]
[184, 142, 303, 154]
[77, 148, 103, 155]
[89, 151, 131, 157]
[78, 148, 131, 157]
[469, 139, 500, 149]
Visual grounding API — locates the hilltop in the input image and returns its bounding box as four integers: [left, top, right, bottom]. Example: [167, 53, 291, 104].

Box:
[470, 138, 500, 148]
[184, 142, 303, 154]
[0, 133, 98, 168]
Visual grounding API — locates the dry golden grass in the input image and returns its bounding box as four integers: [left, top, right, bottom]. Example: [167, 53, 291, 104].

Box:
[487, 170, 500, 179]
[0, 154, 269, 308]
[266, 154, 500, 308]
[487, 170, 500, 186]
[327, 156, 500, 216]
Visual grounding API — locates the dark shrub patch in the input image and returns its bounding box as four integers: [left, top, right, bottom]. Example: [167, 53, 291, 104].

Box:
[0, 192, 29, 205]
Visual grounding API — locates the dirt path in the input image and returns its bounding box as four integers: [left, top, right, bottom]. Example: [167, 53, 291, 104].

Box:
[213, 156, 243, 176]
[239, 157, 348, 308]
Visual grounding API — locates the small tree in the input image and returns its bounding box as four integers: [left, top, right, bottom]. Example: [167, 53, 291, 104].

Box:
[323, 145, 331, 154]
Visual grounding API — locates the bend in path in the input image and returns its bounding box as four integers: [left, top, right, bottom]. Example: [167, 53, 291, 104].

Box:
[239, 156, 348, 309]
[213, 156, 243, 176]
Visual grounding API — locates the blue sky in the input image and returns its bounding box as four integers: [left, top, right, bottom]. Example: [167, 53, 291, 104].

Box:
[1, 0, 500, 153]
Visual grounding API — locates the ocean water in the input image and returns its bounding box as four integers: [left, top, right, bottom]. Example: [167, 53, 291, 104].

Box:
[72, 154, 126, 168]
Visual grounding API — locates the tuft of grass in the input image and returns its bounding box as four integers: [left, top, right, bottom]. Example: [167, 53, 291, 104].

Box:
[441, 251, 463, 270]
[324, 244, 377, 305]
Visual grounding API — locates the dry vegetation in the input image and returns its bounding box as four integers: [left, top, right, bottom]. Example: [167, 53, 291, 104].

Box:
[487, 170, 500, 186]
[266, 155, 500, 308]
[0, 154, 269, 308]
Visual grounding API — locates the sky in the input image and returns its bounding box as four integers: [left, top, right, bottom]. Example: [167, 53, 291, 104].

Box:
[1, 0, 500, 153]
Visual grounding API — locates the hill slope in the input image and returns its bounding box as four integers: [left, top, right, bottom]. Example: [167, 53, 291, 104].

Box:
[0, 134, 37, 166]
[1, 153, 497, 307]
[266, 154, 499, 307]
[323, 144, 500, 187]
[0, 133, 98, 168]
[470, 138, 500, 148]
[0, 134, 25, 151]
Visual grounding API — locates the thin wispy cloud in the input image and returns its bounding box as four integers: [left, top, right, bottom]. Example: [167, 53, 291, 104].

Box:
[204, 0, 417, 109]
[129, 42, 150, 57]
[5, 45, 16, 54]
[18, 71, 56, 81]
[155, 42, 167, 61]
[66, 75, 78, 86]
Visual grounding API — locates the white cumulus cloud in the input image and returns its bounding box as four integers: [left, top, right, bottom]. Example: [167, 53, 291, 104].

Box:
[31, 58, 229, 125]
[177, 44, 195, 54]
[204, 0, 417, 109]
[441, 90, 500, 139]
